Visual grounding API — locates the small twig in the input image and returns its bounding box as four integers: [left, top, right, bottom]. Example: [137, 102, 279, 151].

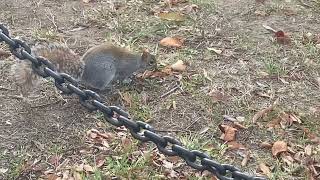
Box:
[31, 99, 62, 108]
[185, 117, 201, 130]
[298, 0, 313, 8]
[160, 85, 181, 98]
[45, 8, 58, 31]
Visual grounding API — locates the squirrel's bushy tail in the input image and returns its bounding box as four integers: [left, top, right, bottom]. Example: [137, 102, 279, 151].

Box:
[10, 60, 40, 96]
[11, 42, 83, 96]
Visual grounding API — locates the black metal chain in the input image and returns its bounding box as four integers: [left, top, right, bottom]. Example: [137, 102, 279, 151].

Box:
[0, 24, 266, 180]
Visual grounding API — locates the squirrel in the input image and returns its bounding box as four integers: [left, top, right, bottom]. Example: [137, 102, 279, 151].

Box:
[11, 43, 156, 96]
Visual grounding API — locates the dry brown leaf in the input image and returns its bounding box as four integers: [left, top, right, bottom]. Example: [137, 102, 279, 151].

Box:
[241, 151, 250, 167]
[209, 90, 229, 103]
[139, 67, 173, 79]
[281, 153, 294, 166]
[159, 12, 186, 22]
[46, 174, 59, 180]
[252, 99, 278, 124]
[259, 163, 271, 177]
[171, 60, 187, 72]
[227, 141, 245, 150]
[219, 125, 237, 142]
[160, 37, 184, 47]
[121, 92, 132, 107]
[96, 158, 105, 168]
[83, 164, 94, 172]
[260, 141, 272, 148]
[183, 4, 199, 13]
[272, 141, 288, 156]
[121, 137, 133, 149]
[49, 155, 62, 167]
[279, 112, 301, 127]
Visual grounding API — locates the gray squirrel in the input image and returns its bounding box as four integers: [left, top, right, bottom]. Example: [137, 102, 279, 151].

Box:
[11, 43, 157, 95]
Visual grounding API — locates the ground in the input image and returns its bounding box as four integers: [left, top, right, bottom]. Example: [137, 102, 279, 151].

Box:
[0, 0, 320, 179]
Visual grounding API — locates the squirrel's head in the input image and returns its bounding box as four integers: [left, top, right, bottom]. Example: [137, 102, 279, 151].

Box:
[141, 48, 157, 70]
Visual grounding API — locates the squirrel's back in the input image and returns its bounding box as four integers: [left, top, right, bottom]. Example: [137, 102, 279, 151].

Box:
[80, 44, 147, 90]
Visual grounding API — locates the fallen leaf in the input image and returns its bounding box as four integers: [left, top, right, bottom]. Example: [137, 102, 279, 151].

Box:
[260, 141, 272, 148]
[45, 174, 59, 180]
[227, 141, 245, 150]
[183, 4, 199, 13]
[96, 158, 105, 168]
[275, 30, 291, 45]
[209, 90, 229, 103]
[203, 69, 212, 82]
[305, 145, 312, 156]
[219, 125, 237, 142]
[241, 151, 250, 167]
[83, 164, 94, 172]
[272, 141, 288, 156]
[281, 153, 294, 166]
[160, 37, 184, 47]
[266, 117, 282, 129]
[159, 12, 186, 22]
[49, 155, 62, 167]
[121, 92, 132, 107]
[121, 137, 133, 149]
[207, 47, 222, 54]
[259, 163, 271, 177]
[82, 0, 93, 3]
[140, 67, 173, 79]
[73, 172, 82, 180]
[171, 60, 187, 72]
[62, 170, 70, 179]
[74, 164, 84, 172]
[252, 99, 278, 124]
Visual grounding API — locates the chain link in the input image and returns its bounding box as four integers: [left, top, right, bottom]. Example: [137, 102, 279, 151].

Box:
[0, 24, 266, 180]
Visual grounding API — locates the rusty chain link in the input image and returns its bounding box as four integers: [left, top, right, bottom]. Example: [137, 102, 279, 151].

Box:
[0, 24, 266, 180]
